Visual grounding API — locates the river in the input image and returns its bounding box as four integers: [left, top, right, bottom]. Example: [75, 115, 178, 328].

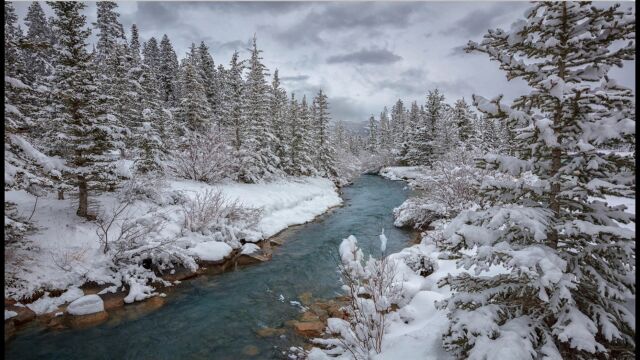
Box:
[5, 175, 413, 360]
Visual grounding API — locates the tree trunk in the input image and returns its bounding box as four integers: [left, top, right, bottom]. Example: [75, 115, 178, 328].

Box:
[57, 189, 64, 200]
[76, 176, 88, 218]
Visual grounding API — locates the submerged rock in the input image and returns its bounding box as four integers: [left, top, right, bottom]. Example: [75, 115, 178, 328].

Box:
[242, 345, 260, 356]
[255, 327, 286, 338]
[298, 292, 313, 306]
[5, 320, 15, 342]
[65, 311, 109, 328]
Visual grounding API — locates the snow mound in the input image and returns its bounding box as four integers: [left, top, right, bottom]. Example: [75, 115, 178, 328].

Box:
[5, 310, 18, 320]
[188, 241, 233, 262]
[67, 294, 104, 316]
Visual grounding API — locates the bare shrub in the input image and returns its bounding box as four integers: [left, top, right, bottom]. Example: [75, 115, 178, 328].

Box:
[168, 130, 233, 184]
[315, 236, 403, 359]
[95, 200, 168, 264]
[180, 189, 262, 240]
[415, 161, 480, 217]
[51, 247, 89, 272]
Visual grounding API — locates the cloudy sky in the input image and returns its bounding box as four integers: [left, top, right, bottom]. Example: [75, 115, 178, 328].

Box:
[14, 1, 636, 124]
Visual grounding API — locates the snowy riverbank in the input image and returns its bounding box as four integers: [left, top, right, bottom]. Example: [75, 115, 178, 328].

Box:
[4, 176, 342, 314]
[308, 166, 636, 359]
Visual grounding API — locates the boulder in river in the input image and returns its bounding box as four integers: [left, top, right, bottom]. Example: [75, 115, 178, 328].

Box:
[65, 311, 109, 328]
[4, 305, 35, 326]
[292, 320, 325, 337]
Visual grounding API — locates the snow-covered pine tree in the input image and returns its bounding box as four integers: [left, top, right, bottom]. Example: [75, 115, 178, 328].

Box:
[313, 89, 336, 176]
[390, 99, 405, 146]
[176, 43, 212, 134]
[23, 2, 53, 84]
[402, 101, 431, 166]
[433, 103, 459, 159]
[451, 98, 474, 149]
[196, 41, 217, 114]
[225, 50, 245, 152]
[378, 106, 391, 151]
[270, 69, 289, 168]
[142, 36, 160, 73]
[366, 115, 378, 153]
[159, 34, 180, 104]
[285, 93, 306, 175]
[93, 1, 130, 158]
[438, 2, 636, 358]
[48, 1, 122, 218]
[212, 63, 227, 131]
[4, 2, 54, 194]
[399, 101, 422, 165]
[238, 35, 279, 182]
[423, 88, 446, 165]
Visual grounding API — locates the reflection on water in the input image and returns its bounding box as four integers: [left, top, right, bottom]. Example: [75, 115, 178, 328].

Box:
[5, 175, 412, 360]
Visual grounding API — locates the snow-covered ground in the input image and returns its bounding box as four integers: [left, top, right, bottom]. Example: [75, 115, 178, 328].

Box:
[4, 176, 342, 309]
[310, 165, 636, 359]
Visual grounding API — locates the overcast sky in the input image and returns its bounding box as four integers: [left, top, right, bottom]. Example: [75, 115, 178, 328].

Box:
[14, 1, 636, 124]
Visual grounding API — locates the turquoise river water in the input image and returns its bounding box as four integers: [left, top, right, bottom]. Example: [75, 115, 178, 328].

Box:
[5, 175, 413, 360]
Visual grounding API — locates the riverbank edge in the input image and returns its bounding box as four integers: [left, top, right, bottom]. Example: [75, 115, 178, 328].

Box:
[4, 193, 348, 343]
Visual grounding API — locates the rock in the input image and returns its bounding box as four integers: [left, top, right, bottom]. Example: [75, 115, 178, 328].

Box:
[300, 311, 320, 322]
[235, 254, 269, 266]
[292, 320, 325, 337]
[67, 295, 104, 316]
[4, 299, 16, 307]
[46, 314, 67, 330]
[255, 327, 286, 338]
[270, 237, 285, 246]
[5, 320, 15, 342]
[100, 292, 126, 311]
[5, 305, 36, 326]
[162, 267, 197, 282]
[128, 296, 165, 316]
[242, 345, 260, 356]
[65, 311, 109, 328]
[327, 304, 348, 319]
[299, 292, 313, 305]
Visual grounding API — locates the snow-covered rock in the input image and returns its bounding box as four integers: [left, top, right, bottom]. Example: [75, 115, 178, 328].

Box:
[188, 241, 233, 262]
[67, 295, 104, 316]
[5, 310, 18, 320]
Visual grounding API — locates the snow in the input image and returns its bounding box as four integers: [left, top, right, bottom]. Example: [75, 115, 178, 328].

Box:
[5, 310, 18, 320]
[241, 243, 261, 255]
[66, 294, 104, 316]
[4, 174, 342, 307]
[188, 241, 233, 262]
[379, 229, 387, 253]
[26, 287, 84, 315]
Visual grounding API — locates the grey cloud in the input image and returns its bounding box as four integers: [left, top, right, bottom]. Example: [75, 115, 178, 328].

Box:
[273, 2, 426, 45]
[328, 97, 366, 123]
[444, 3, 526, 37]
[327, 48, 402, 65]
[280, 75, 310, 82]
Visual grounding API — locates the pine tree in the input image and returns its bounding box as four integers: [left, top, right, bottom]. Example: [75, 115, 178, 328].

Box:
[423, 89, 446, 164]
[451, 98, 474, 148]
[226, 51, 245, 152]
[239, 35, 279, 182]
[48, 1, 121, 218]
[378, 107, 391, 151]
[159, 34, 179, 104]
[196, 41, 217, 114]
[142, 36, 160, 72]
[438, 3, 636, 358]
[23, 2, 53, 83]
[366, 115, 378, 153]
[93, 1, 130, 157]
[176, 43, 211, 134]
[390, 99, 405, 145]
[313, 89, 336, 176]
[270, 69, 289, 168]
[433, 104, 459, 158]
